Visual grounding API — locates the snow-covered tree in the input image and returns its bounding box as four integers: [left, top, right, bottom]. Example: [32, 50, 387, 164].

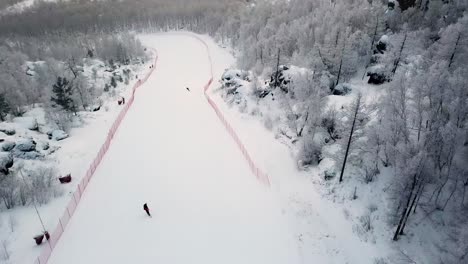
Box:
[51, 77, 75, 113]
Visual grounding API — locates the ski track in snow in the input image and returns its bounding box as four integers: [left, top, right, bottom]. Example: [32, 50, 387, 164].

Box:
[29, 32, 384, 264]
[45, 33, 301, 264]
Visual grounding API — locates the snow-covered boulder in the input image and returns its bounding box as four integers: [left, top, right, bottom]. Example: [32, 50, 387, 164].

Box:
[268, 65, 321, 95]
[14, 151, 44, 160]
[45, 145, 60, 155]
[0, 127, 16, 136]
[47, 130, 69, 141]
[324, 170, 336, 181]
[41, 141, 50, 151]
[12, 115, 41, 131]
[0, 153, 13, 174]
[332, 83, 352, 96]
[375, 35, 389, 54]
[367, 65, 389, 85]
[28, 119, 39, 131]
[221, 69, 250, 95]
[15, 138, 36, 152]
[2, 141, 16, 152]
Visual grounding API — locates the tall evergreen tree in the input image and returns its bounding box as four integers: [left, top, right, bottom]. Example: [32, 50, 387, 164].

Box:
[51, 77, 75, 113]
[0, 93, 11, 121]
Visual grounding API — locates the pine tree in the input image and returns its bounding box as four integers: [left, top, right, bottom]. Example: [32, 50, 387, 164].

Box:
[0, 93, 11, 121]
[51, 77, 75, 113]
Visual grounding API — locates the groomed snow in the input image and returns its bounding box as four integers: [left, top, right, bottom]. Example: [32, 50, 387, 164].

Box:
[46, 33, 301, 264]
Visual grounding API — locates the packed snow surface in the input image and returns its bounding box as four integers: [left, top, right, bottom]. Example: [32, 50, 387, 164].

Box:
[46, 33, 300, 264]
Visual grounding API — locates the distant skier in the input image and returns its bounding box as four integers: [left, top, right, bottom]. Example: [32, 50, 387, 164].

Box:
[143, 203, 151, 217]
[186, 87, 191, 92]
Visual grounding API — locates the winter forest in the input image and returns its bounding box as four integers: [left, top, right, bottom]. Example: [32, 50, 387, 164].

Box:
[0, 0, 467, 263]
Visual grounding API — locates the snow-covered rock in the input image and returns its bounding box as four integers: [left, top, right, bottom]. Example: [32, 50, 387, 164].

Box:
[0, 153, 13, 174]
[0, 127, 16, 135]
[367, 65, 389, 85]
[375, 35, 388, 54]
[2, 141, 16, 152]
[41, 141, 50, 150]
[221, 69, 250, 95]
[324, 169, 336, 181]
[13, 116, 39, 131]
[15, 138, 36, 152]
[48, 130, 69, 141]
[14, 151, 44, 160]
[332, 83, 352, 96]
[28, 119, 39, 131]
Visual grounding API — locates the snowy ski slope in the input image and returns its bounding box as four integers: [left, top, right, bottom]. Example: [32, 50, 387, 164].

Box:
[46, 33, 301, 264]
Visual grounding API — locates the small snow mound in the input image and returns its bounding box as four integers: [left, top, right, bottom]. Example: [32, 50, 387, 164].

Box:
[15, 138, 36, 152]
[2, 141, 16, 152]
[222, 69, 245, 82]
[0, 127, 16, 135]
[367, 65, 389, 85]
[40, 141, 50, 150]
[379, 35, 389, 44]
[333, 83, 353, 96]
[48, 130, 69, 141]
[13, 115, 41, 131]
[221, 69, 250, 91]
[0, 152, 13, 174]
[14, 151, 44, 160]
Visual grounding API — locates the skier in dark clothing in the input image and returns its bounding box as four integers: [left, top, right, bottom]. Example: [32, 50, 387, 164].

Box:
[186, 87, 191, 92]
[143, 203, 151, 217]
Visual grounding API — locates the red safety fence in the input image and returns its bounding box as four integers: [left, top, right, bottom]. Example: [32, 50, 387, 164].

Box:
[32, 34, 269, 264]
[190, 34, 271, 187]
[33, 51, 158, 264]
[204, 86, 271, 186]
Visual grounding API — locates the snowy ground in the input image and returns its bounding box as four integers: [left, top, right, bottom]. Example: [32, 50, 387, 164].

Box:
[7, 32, 400, 264]
[0, 56, 148, 264]
[209, 69, 394, 262]
[46, 33, 300, 264]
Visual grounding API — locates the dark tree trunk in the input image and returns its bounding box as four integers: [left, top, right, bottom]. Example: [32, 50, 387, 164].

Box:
[448, 33, 461, 68]
[339, 94, 361, 182]
[400, 182, 423, 235]
[335, 40, 347, 87]
[413, 185, 425, 213]
[336, 53, 343, 87]
[362, 17, 379, 80]
[297, 110, 309, 137]
[392, 33, 407, 75]
[393, 174, 417, 241]
[274, 48, 281, 88]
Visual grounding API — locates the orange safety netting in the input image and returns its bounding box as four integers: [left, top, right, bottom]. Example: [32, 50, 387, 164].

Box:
[33, 51, 159, 264]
